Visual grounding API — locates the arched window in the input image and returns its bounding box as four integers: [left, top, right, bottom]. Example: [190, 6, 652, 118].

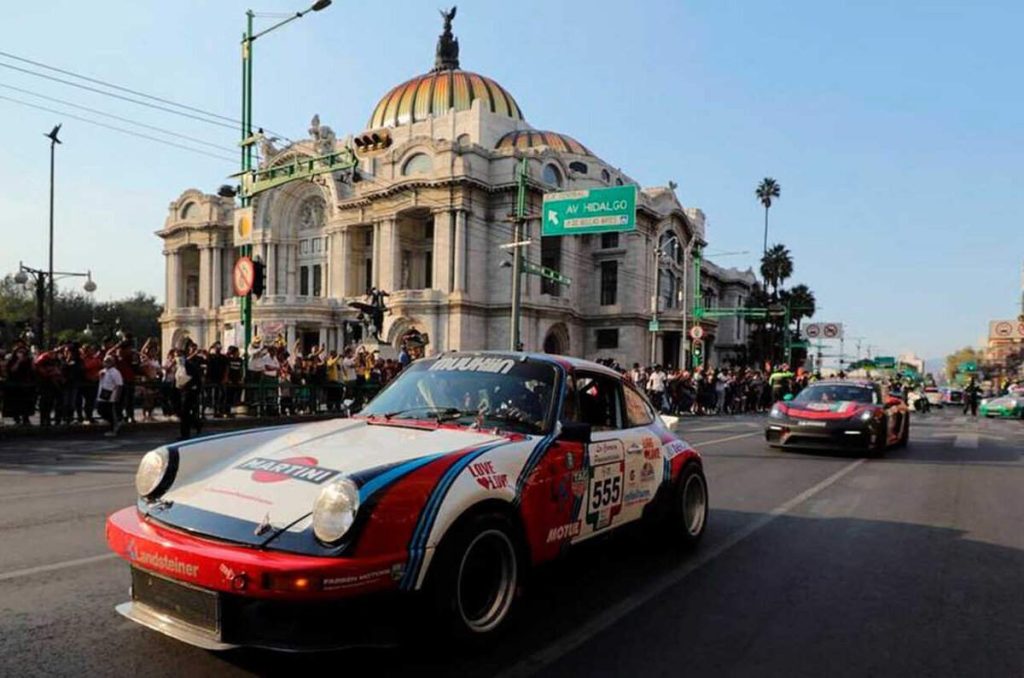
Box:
[569, 161, 588, 175]
[615, 177, 624, 186]
[542, 163, 564, 188]
[402, 153, 432, 176]
[601, 169, 611, 183]
[456, 133, 471, 147]
[180, 202, 196, 219]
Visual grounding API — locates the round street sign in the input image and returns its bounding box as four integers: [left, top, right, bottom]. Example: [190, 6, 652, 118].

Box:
[689, 325, 704, 341]
[805, 324, 821, 338]
[233, 256, 255, 297]
[823, 323, 839, 338]
[994, 321, 1013, 338]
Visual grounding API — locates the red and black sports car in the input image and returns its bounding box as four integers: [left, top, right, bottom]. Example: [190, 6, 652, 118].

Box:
[765, 380, 909, 454]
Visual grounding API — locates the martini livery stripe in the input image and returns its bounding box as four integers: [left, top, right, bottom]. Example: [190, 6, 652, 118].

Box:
[400, 440, 512, 590]
[235, 457, 339, 484]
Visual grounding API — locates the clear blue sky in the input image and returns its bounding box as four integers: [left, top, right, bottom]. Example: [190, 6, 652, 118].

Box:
[1, 0, 1021, 361]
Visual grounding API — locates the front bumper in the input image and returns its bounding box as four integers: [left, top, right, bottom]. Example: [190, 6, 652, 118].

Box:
[765, 417, 874, 450]
[980, 406, 1019, 418]
[106, 507, 410, 650]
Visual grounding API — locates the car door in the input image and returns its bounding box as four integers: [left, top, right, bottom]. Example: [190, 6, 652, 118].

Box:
[617, 382, 667, 523]
[572, 371, 648, 541]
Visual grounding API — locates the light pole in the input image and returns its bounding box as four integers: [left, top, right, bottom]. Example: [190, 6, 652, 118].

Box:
[44, 123, 62, 345]
[650, 233, 682, 366]
[238, 0, 332, 355]
[14, 262, 96, 348]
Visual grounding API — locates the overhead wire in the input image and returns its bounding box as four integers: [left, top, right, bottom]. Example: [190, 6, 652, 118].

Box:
[0, 94, 237, 164]
[0, 50, 293, 142]
[0, 81, 240, 155]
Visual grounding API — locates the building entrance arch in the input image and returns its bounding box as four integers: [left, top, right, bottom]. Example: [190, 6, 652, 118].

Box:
[543, 322, 570, 355]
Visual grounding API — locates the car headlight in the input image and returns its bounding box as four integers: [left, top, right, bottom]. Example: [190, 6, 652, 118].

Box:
[769, 405, 785, 418]
[136, 448, 175, 500]
[859, 409, 874, 422]
[980, 399, 989, 406]
[312, 478, 360, 543]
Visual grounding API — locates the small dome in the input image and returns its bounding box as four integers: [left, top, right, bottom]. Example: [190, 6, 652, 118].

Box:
[495, 130, 591, 156]
[368, 70, 524, 130]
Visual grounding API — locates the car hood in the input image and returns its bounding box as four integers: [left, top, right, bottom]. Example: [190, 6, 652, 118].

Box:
[785, 401, 865, 420]
[985, 397, 1018, 408]
[152, 418, 512, 546]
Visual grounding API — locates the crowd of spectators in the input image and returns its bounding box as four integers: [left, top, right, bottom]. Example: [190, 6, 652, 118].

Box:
[1, 332, 421, 438]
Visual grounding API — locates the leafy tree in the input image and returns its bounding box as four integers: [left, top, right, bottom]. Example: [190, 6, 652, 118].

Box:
[787, 283, 816, 332]
[944, 346, 980, 381]
[756, 177, 781, 254]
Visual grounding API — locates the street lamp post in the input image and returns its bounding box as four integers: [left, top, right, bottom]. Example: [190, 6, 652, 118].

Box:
[13, 262, 96, 347]
[237, 1, 332, 356]
[44, 124, 62, 345]
[650, 233, 683, 366]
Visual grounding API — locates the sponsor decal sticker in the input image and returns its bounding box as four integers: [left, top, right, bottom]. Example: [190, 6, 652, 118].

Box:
[642, 436, 660, 460]
[624, 488, 652, 506]
[429, 356, 515, 374]
[546, 521, 582, 543]
[127, 538, 200, 579]
[640, 461, 656, 484]
[663, 440, 688, 460]
[469, 460, 509, 490]
[571, 470, 588, 497]
[588, 439, 625, 466]
[323, 568, 391, 591]
[236, 456, 340, 485]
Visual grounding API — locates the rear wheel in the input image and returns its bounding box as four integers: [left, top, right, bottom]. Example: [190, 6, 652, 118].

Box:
[426, 513, 521, 641]
[667, 464, 708, 546]
[867, 420, 886, 457]
[896, 417, 910, 448]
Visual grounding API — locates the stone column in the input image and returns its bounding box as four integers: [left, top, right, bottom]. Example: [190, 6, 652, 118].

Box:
[212, 246, 223, 308]
[198, 246, 212, 309]
[371, 222, 382, 289]
[287, 243, 298, 298]
[377, 218, 399, 292]
[432, 210, 453, 293]
[266, 244, 276, 297]
[337, 230, 351, 298]
[453, 210, 467, 292]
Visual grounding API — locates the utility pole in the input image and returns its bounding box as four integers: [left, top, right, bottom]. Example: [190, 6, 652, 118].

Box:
[509, 156, 527, 351]
[650, 243, 660, 365]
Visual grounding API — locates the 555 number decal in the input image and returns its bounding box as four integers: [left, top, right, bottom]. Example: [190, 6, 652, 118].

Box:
[586, 461, 624, 530]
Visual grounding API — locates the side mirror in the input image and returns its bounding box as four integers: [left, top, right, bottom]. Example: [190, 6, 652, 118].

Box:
[660, 414, 679, 429]
[558, 421, 592, 444]
[782, 393, 794, 402]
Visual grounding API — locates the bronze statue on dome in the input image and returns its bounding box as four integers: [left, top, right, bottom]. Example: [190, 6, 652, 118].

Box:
[434, 6, 460, 71]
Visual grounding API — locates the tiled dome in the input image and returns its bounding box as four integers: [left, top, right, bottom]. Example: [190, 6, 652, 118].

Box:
[495, 130, 591, 156]
[368, 70, 524, 130]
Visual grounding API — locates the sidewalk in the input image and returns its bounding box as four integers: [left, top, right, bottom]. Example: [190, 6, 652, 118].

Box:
[0, 410, 343, 442]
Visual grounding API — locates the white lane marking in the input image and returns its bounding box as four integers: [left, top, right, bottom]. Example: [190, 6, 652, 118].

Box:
[497, 457, 867, 678]
[694, 432, 760, 447]
[954, 434, 979, 449]
[0, 481, 133, 502]
[0, 553, 117, 583]
[685, 422, 745, 433]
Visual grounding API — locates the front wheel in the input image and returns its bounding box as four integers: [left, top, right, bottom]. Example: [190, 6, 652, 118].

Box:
[668, 464, 709, 546]
[426, 513, 521, 641]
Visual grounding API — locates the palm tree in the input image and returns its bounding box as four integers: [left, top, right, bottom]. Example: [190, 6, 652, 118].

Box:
[787, 284, 816, 333]
[759, 244, 793, 298]
[755, 177, 781, 255]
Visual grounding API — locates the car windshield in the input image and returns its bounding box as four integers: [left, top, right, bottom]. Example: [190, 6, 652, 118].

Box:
[793, 384, 877, 404]
[360, 355, 558, 435]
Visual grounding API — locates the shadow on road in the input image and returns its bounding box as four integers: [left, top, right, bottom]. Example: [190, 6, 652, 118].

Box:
[182, 509, 1024, 678]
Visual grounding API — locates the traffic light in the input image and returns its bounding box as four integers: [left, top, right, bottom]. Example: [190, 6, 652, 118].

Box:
[692, 340, 703, 366]
[251, 258, 265, 298]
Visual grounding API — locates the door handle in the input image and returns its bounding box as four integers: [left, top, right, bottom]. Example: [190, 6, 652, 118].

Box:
[627, 444, 643, 454]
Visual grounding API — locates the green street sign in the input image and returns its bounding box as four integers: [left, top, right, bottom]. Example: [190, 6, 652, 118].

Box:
[523, 261, 571, 285]
[875, 356, 896, 368]
[648, 319, 660, 333]
[542, 185, 637, 236]
[958, 361, 977, 372]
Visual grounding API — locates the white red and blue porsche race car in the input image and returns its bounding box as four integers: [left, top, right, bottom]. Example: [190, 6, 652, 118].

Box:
[106, 352, 708, 650]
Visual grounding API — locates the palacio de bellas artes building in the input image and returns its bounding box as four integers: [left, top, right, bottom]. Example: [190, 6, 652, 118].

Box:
[158, 10, 756, 369]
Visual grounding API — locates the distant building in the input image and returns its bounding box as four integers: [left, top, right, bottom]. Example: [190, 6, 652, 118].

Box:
[158, 11, 752, 367]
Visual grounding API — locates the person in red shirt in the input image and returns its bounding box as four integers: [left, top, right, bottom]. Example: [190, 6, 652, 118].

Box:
[81, 344, 103, 424]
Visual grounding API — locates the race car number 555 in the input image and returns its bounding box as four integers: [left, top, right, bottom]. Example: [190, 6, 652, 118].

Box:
[589, 464, 623, 511]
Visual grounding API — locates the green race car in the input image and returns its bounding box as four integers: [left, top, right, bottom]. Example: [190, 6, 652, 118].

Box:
[979, 395, 1024, 419]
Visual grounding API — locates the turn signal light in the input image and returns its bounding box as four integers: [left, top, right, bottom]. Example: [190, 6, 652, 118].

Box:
[263, 573, 323, 592]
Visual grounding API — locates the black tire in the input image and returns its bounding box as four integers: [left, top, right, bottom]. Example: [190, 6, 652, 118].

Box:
[667, 463, 709, 547]
[866, 419, 886, 457]
[425, 512, 521, 641]
[896, 417, 910, 448]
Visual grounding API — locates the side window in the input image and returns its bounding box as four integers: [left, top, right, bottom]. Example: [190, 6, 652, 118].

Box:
[623, 384, 655, 427]
[560, 374, 579, 423]
[576, 372, 623, 431]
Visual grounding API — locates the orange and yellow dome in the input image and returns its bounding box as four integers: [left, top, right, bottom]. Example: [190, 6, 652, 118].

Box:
[495, 130, 591, 156]
[368, 69, 524, 130]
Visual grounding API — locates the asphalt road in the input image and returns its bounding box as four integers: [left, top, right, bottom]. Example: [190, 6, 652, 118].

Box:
[1, 409, 1022, 677]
